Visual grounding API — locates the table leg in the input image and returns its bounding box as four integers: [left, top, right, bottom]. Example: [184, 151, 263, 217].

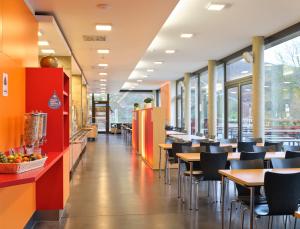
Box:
[164, 152, 168, 184]
[177, 158, 181, 198]
[189, 161, 193, 210]
[158, 147, 162, 178]
[250, 187, 254, 229]
[221, 175, 225, 229]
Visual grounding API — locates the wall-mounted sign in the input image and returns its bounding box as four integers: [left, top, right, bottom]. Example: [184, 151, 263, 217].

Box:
[48, 91, 61, 110]
[2, 73, 8, 96]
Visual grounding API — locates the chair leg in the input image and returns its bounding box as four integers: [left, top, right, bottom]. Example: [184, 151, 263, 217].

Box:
[284, 215, 288, 229]
[207, 181, 210, 197]
[241, 207, 246, 229]
[228, 200, 236, 229]
[181, 175, 185, 203]
[195, 181, 199, 211]
[294, 218, 297, 229]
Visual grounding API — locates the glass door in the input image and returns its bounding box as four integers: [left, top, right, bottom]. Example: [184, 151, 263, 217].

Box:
[227, 87, 239, 139]
[95, 103, 107, 132]
[226, 79, 252, 141]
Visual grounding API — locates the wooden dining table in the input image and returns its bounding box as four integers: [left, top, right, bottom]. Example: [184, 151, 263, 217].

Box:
[219, 168, 300, 229]
[176, 152, 286, 212]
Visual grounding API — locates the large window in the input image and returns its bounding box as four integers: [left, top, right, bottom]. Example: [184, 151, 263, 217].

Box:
[216, 65, 225, 139]
[226, 58, 252, 81]
[190, 76, 199, 134]
[109, 92, 154, 123]
[176, 80, 185, 128]
[199, 71, 208, 135]
[264, 35, 300, 142]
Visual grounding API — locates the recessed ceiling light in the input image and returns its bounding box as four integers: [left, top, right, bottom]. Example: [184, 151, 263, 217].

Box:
[264, 85, 270, 88]
[98, 64, 108, 67]
[180, 33, 194, 38]
[206, 2, 227, 11]
[41, 49, 55, 54]
[38, 31, 43, 37]
[99, 72, 108, 76]
[101, 87, 106, 90]
[38, 41, 49, 46]
[154, 61, 163, 65]
[165, 50, 175, 54]
[143, 75, 149, 78]
[100, 84, 106, 86]
[241, 70, 249, 74]
[100, 79, 107, 82]
[283, 81, 291, 84]
[147, 69, 154, 72]
[97, 49, 110, 54]
[137, 79, 143, 83]
[96, 24, 112, 31]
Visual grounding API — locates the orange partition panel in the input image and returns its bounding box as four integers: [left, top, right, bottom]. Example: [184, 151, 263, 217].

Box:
[63, 149, 70, 205]
[160, 82, 170, 124]
[0, 183, 36, 229]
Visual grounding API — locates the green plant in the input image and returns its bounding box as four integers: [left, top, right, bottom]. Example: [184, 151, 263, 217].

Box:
[134, 103, 139, 107]
[144, 98, 153, 103]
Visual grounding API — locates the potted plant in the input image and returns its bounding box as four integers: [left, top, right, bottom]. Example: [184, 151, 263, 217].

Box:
[144, 97, 153, 108]
[133, 103, 139, 110]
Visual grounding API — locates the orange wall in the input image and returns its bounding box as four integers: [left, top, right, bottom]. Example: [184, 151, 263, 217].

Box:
[0, 0, 38, 151]
[160, 82, 171, 124]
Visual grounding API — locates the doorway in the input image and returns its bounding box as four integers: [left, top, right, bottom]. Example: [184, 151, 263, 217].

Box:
[225, 77, 252, 141]
[91, 94, 110, 133]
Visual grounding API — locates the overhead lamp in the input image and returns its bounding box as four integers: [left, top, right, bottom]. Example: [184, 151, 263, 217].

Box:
[38, 41, 49, 46]
[100, 79, 107, 82]
[206, 2, 227, 11]
[97, 49, 110, 54]
[100, 83, 106, 86]
[180, 33, 194, 38]
[41, 49, 55, 54]
[154, 61, 163, 65]
[96, 24, 112, 31]
[98, 63, 108, 67]
[165, 49, 175, 54]
[147, 69, 154, 72]
[99, 72, 108, 76]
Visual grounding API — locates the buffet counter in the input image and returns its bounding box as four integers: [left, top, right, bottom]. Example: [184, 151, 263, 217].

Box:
[0, 148, 70, 229]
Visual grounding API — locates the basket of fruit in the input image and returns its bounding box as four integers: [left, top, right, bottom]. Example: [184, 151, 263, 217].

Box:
[0, 152, 47, 174]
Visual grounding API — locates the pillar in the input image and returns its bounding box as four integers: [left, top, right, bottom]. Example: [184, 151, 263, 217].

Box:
[208, 60, 217, 138]
[252, 36, 265, 139]
[184, 73, 191, 134]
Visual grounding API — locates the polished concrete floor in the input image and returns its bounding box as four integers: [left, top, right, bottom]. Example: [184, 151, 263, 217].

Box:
[34, 134, 298, 229]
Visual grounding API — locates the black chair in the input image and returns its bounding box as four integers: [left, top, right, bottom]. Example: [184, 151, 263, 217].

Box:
[195, 152, 228, 203]
[165, 142, 192, 184]
[253, 145, 277, 153]
[200, 142, 220, 153]
[284, 145, 300, 152]
[265, 142, 283, 151]
[221, 138, 237, 144]
[238, 141, 256, 152]
[271, 157, 300, 168]
[255, 172, 300, 228]
[240, 152, 266, 161]
[210, 145, 233, 153]
[285, 151, 300, 159]
[229, 159, 265, 228]
[246, 137, 263, 143]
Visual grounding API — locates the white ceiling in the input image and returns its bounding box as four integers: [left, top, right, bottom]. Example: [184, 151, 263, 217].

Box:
[28, 0, 300, 92]
[127, 0, 300, 89]
[27, 0, 179, 93]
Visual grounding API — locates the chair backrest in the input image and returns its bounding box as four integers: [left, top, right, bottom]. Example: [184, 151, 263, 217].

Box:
[271, 157, 300, 168]
[165, 137, 174, 144]
[238, 141, 256, 152]
[265, 142, 283, 151]
[253, 145, 277, 153]
[221, 138, 237, 144]
[181, 146, 201, 153]
[230, 159, 264, 196]
[200, 142, 220, 153]
[264, 172, 300, 215]
[170, 142, 192, 162]
[200, 152, 228, 181]
[246, 137, 263, 143]
[285, 151, 300, 159]
[240, 152, 266, 161]
[284, 145, 300, 152]
[210, 145, 233, 153]
[195, 132, 204, 137]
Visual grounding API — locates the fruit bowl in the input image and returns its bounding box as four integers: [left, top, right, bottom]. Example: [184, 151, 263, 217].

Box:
[0, 157, 48, 174]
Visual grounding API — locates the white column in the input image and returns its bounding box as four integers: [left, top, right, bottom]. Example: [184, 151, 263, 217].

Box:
[184, 73, 191, 134]
[252, 36, 265, 139]
[170, 80, 177, 127]
[208, 60, 217, 138]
